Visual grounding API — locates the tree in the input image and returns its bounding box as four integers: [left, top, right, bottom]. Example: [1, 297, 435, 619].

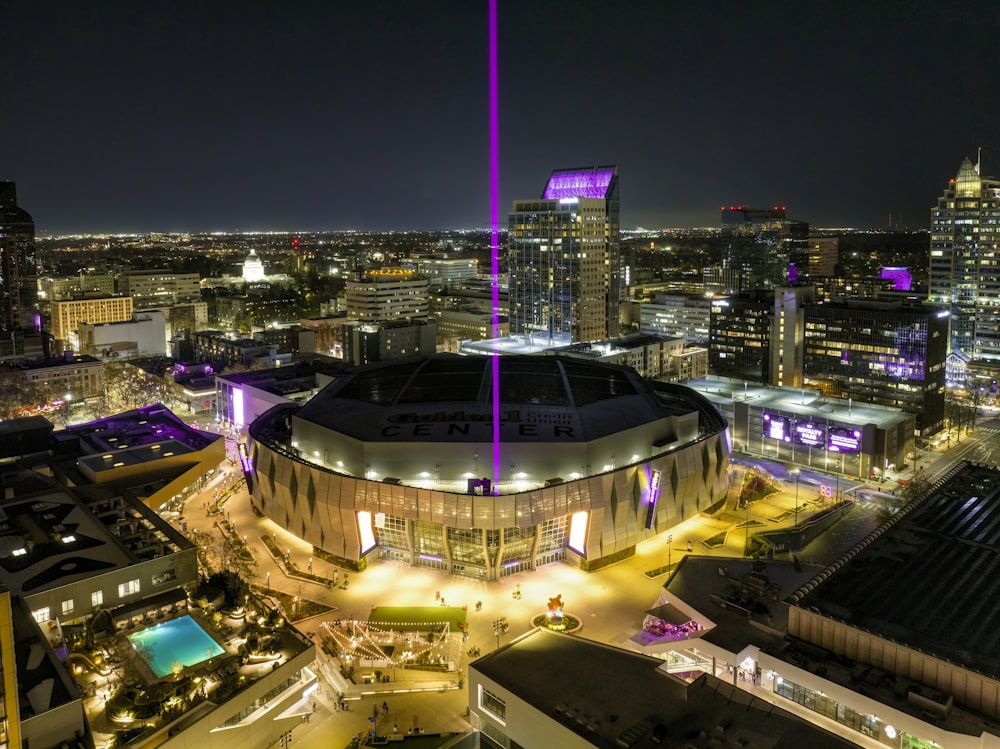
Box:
[102, 362, 165, 413]
[0, 366, 48, 418]
[208, 570, 249, 608]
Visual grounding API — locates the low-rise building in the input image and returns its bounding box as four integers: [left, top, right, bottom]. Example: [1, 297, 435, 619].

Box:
[342, 318, 437, 365]
[78, 310, 167, 359]
[191, 330, 278, 369]
[469, 628, 856, 749]
[434, 308, 508, 353]
[16, 351, 104, 402]
[689, 375, 914, 480]
[552, 333, 709, 382]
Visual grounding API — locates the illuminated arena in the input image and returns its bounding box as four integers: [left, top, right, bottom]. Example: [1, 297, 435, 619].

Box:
[248, 354, 730, 579]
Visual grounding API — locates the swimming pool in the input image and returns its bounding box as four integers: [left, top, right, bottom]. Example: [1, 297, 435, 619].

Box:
[127, 614, 225, 678]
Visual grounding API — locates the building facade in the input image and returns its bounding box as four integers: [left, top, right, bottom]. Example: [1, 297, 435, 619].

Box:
[17, 352, 105, 402]
[508, 166, 621, 343]
[345, 269, 430, 322]
[248, 355, 730, 580]
[191, 330, 278, 368]
[690, 375, 916, 479]
[78, 310, 168, 359]
[709, 293, 773, 382]
[415, 258, 479, 288]
[638, 293, 712, 345]
[51, 296, 134, 348]
[0, 182, 37, 336]
[434, 308, 509, 353]
[719, 206, 809, 293]
[119, 270, 201, 308]
[802, 300, 948, 435]
[553, 333, 709, 382]
[929, 156, 1000, 362]
[341, 318, 437, 366]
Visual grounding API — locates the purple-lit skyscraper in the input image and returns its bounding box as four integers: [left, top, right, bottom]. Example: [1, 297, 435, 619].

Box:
[507, 166, 621, 343]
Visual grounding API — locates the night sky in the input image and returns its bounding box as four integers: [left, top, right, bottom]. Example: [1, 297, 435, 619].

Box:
[3, 0, 998, 234]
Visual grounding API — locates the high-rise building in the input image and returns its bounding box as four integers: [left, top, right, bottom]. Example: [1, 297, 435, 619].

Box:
[508, 166, 620, 343]
[808, 235, 840, 278]
[719, 206, 809, 293]
[0, 182, 38, 334]
[929, 156, 1000, 361]
[50, 295, 134, 348]
[709, 292, 773, 382]
[345, 269, 430, 322]
[638, 293, 712, 345]
[709, 289, 947, 435]
[119, 270, 202, 308]
[803, 300, 948, 435]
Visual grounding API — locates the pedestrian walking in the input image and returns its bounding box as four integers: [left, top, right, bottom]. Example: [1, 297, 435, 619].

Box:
[382, 700, 388, 716]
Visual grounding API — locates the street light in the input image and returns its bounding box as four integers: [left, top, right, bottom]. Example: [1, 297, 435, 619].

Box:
[492, 617, 508, 650]
[266, 571, 270, 594]
[744, 493, 751, 557]
[666, 534, 673, 573]
[790, 468, 800, 528]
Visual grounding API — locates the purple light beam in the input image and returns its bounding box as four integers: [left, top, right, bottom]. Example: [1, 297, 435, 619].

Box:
[489, 0, 501, 492]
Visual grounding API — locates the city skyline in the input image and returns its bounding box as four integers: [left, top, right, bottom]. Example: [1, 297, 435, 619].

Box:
[3, 0, 999, 233]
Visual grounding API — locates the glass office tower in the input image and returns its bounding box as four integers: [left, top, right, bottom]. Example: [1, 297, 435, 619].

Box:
[508, 166, 621, 343]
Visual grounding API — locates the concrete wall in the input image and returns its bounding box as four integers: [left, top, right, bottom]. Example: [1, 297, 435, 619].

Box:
[789, 606, 1000, 721]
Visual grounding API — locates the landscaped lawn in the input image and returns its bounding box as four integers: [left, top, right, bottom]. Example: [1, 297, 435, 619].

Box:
[367, 606, 467, 632]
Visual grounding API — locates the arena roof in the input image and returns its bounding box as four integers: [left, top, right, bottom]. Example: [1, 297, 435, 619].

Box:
[792, 463, 1000, 680]
[293, 354, 725, 444]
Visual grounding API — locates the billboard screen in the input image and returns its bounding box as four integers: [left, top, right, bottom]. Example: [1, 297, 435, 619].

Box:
[828, 426, 862, 453]
[794, 421, 826, 448]
[763, 412, 790, 442]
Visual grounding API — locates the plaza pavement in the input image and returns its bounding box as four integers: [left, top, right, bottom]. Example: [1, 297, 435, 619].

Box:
[177, 437, 955, 749]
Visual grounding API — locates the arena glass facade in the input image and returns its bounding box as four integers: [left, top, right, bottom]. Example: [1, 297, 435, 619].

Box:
[248, 355, 731, 579]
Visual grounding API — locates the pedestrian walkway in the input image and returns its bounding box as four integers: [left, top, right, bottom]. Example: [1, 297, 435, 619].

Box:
[172, 451, 896, 749]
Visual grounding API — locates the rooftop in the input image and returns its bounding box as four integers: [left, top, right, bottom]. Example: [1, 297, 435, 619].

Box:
[66, 403, 220, 453]
[292, 354, 726, 444]
[0, 471, 188, 595]
[689, 375, 913, 429]
[541, 165, 617, 200]
[792, 462, 1000, 681]
[473, 628, 856, 749]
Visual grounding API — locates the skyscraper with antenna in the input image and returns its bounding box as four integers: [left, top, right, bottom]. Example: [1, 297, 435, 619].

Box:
[929, 154, 1000, 361]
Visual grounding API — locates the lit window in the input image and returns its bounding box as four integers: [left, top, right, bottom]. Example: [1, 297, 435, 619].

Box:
[480, 686, 507, 723]
[92, 590, 103, 607]
[32, 607, 50, 624]
[118, 579, 140, 597]
[61, 599, 74, 616]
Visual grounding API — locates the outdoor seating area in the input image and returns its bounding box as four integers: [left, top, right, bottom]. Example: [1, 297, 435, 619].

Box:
[319, 607, 465, 689]
[66, 581, 311, 745]
[641, 602, 701, 641]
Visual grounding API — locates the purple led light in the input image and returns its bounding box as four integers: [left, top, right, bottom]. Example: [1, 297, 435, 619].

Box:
[542, 167, 615, 200]
[880, 266, 912, 291]
[489, 0, 501, 492]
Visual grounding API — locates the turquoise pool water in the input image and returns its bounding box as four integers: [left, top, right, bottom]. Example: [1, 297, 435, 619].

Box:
[127, 615, 225, 678]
